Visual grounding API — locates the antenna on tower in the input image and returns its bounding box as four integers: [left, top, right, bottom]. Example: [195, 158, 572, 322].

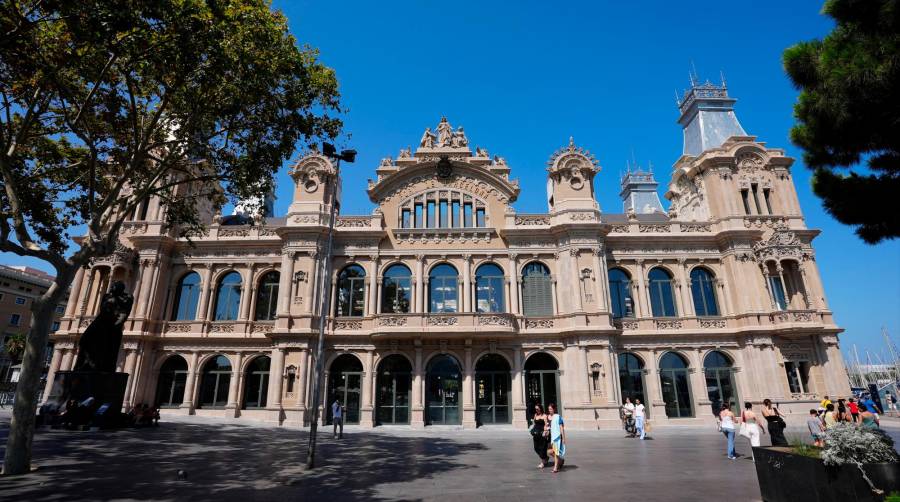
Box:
[675, 88, 681, 106]
[720, 70, 727, 88]
[689, 60, 699, 86]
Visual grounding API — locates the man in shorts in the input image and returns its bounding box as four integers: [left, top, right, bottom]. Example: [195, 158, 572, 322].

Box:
[807, 409, 824, 447]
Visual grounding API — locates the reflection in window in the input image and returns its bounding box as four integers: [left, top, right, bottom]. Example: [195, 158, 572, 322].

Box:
[784, 360, 810, 394]
[382, 264, 412, 313]
[659, 352, 692, 418]
[172, 272, 202, 321]
[254, 272, 279, 321]
[429, 264, 458, 313]
[199, 355, 231, 408]
[475, 263, 505, 313]
[690, 268, 719, 316]
[397, 190, 487, 229]
[608, 268, 632, 319]
[648, 268, 677, 317]
[242, 356, 271, 409]
[213, 272, 242, 321]
[337, 265, 366, 317]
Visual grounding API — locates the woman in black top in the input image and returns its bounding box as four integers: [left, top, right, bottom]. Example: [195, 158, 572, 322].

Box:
[531, 403, 549, 468]
[762, 398, 788, 446]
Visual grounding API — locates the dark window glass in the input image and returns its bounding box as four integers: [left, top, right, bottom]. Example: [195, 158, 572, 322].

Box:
[608, 268, 632, 319]
[427, 201, 435, 228]
[763, 188, 773, 214]
[704, 351, 736, 414]
[243, 356, 271, 409]
[415, 204, 424, 228]
[429, 264, 458, 313]
[199, 355, 232, 408]
[337, 265, 366, 317]
[254, 272, 280, 321]
[690, 268, 719, 316]
[751, 184, 763, 214]
[648, 268, 677, 317]
[769, 274, 788, 310]
[156, 356, 188, 407]
[659, 352, 692, 418]
[475, 263, 505, 313]
[741, 189, 751, 215]
[452, 202, 460, 227]
[439, 201, 448, 228]
[463, 203, 473, 227]
[382, 264, 412, 313]
[618, 353, 645, 409]
[401, 209, 411, 228]
[475, 208, 486, 227]
[213, 272, 242, 321]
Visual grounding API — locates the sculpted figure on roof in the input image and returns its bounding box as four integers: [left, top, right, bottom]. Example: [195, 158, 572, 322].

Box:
[420, 127, 436, 148]
[436, 116, 453, 147]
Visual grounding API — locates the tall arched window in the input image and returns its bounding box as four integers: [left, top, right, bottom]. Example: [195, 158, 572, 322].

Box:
[648, 267, 677, 317]
[521, 262, 553, 317]
[659, 352, 692, 418]
[765, 262, 789, 310]
[690, 268, 719, 317]
[337, 265, 366, 317]
[381, 264, 412, 314]
[608, 268, 633, 319]
[475, 263, 505, 313]
[618, 353, 645, 408]
[704, 351, 736, 415]
[199, 355, 232, 408]
[429, 264, 459, 313]
[213, 272, 242, 321]
[254, 272, 280, 321]
[172, 272, 202, 321]
[155, 356, 188, 407]
[242, 356, 271, 409]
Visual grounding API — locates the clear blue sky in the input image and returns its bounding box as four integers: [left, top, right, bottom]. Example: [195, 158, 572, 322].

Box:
[3, 1, 898, 361]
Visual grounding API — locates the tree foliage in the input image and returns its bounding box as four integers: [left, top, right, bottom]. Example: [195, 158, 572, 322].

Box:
[3, 333, 25, 362]
[0, 0, 341, 475]
[783, 0, 900, 244]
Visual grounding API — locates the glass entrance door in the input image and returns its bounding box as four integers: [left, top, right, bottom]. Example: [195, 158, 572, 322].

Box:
[526, 371, 559, 414]
[476, 372, 510, 424]
[425, 355, 462, 425]
[376, 355, 412, 425]
[329, 371, 362, 424]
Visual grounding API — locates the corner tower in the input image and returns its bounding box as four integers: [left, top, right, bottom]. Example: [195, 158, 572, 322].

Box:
[677, 79, 747, 156]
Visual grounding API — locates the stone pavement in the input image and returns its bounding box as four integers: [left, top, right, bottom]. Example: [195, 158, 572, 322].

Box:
[1, 411, 898, 502]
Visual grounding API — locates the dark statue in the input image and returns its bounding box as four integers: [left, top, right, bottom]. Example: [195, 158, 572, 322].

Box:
[74, 281, 134, 372]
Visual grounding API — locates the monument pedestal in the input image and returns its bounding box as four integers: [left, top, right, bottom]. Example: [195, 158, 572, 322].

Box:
[44, 371, 129, 425]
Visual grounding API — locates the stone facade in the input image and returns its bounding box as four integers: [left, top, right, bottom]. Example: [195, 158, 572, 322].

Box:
[47, 84, 850, 429]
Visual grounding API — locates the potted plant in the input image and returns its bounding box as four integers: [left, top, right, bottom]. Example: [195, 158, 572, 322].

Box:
[754, 423, 900, 501]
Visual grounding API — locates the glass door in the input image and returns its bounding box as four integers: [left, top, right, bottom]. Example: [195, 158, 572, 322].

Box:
[377, 372, 411, 424]
[476, 372, 510, 425]
[525, 370, 559, 417]
[329, 371, 362, 424]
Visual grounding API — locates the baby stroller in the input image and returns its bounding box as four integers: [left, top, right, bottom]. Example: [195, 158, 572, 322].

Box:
[624, 415, 636, 437]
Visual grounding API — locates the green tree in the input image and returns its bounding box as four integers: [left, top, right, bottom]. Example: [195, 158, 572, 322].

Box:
[783, 0, 900, 244]
[0, 0, 341, 475]
[4, 333, 25, 362]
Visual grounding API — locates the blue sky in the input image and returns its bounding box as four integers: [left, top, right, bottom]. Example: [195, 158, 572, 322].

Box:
[3, 1, 898, 361]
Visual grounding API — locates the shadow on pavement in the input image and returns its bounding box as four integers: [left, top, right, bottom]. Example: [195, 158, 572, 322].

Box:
[0, 420, 486, 501]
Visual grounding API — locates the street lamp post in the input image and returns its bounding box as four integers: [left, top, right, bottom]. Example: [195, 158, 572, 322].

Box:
[306, 142, 355, 470]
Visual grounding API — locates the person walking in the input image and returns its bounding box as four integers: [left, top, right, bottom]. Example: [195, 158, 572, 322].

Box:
[332, 399, 344, 439]
[807, 409, 824, 447]
[531, 404, 550, 469]
[740, 402, 766, 460]
[762, 399, 788, 447]
[547, 403, 566, 473]
[621, 397, 636, 438]
[634, 398, 647, 440]
[836, 399, 850, 422]
[848, 397, 860, 423]
[887, 392, 897, 416]
[860, 408, 879, 429]
[862, 394, 882, 424]
[823, 403, 838, 429]
[719, 403, 738, 459]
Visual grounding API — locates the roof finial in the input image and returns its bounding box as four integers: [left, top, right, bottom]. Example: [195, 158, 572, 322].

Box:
[720, 69, 727, 88]
[568, 136, 575, 149]
[690, 60, 699, 87]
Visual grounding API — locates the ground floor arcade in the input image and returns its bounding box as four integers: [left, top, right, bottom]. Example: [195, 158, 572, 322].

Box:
[42, 331, 849, 430]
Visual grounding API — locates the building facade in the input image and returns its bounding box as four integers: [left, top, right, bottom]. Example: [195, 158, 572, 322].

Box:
[0, 265, 67, 383]
[47, 82, 850, 429]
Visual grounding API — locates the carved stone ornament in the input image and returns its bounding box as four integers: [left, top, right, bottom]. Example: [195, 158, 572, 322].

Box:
[699, 319, 727, 329]
[515, 215, 550, 226]
[210, 323, 235, 333]
[524, 318, 554, 329]
[336, 217, 371, 228]
[166, 323, 192, 333]
[335, 320, 362, 330]
[377, 316, 408, 327]
[477, 315, 512, 327]
[753, 228, 805, 263]
[427, 315, 458, 327]
[655, 320, 683, 330]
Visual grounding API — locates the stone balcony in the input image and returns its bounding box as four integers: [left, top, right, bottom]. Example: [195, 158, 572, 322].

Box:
[613, 309, 827, 334]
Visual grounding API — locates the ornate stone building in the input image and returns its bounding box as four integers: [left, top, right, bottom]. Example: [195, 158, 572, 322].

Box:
[46, 82, 849, 429]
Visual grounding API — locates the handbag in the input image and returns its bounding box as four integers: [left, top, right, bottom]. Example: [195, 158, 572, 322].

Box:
[738, 412, 751, 438]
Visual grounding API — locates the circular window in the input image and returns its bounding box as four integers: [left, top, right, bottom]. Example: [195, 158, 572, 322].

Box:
[570, 176, 583, 190]
[304, 179, 318, 193]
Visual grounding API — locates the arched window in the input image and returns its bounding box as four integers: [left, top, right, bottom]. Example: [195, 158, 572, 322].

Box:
[381, 264, 412, 314]
[475, 354, 511, 425]
[429, 264, 458, 313]
[475, 263, 505, 313]
[704, 350, 736, 415]
[155, 356, 188, 407]
[172, 272, 202, 321]
[213, 272, 242, 321]
[521, 262, 553, 317]
[618, 353, 645, 407]
[398, 190, 488, 229]
[199, 355, 232, 408]
[242, 356, 271, 409]
[648, 267, 677, 317]
[608, 268, 633, 319]
[254, 271, 280, 321]
[690, 268, 719, 317]
[659, 352, 692, 418]
[336, 265, 366, 317]
[765, 262, 788, 310]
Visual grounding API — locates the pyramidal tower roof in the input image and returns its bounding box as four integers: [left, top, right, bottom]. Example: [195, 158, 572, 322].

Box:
[676, 75, 747, 156]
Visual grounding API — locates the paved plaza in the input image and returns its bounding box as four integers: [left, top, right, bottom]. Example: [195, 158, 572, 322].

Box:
[1, 412, 899, 501]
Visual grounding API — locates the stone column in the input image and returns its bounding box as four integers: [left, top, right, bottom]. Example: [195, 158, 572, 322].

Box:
[689, 348, 708, 418]
[277, 251, 294, 316]
[550, 275, 559, 315]
[297, 349, 309, 419]
[508, 254, 519, 314]
[463, 345, 476, 428]
[776, 262, 788, 309]
[797, 262, 814, 309]
[368, 256, 379, 315]
[64, 267, 86, 317]
[580, 344, 592, 404]
[360, 349, 374, 427]
[239, 267, 255, 321]
[60, 348, 75, 372]
[462, 255, 472, 313]
[635, 260, 649, 317]
[414, 255, 424, 313]
[412, 345, 424, 427]
[182, 352, 200, 412]
[226, 352, 244, 415]
[78, 267, 96, 317]
[644, 348, 665, 419]
[136, 261, 157, 318]
[122, 348, 139, 409]
[570, 249, 583, 312]
[677, 259, 695, 317]
[269, 347, 285, 412]
[306, 252, 319, 314]
[329, 276, 338, 318]
[591, 248, 608, 313]
[511, 347, 526, 428]
[130, 261, 146, 314]
[196, 266, 213, 321]
[42, 347, 64, 401]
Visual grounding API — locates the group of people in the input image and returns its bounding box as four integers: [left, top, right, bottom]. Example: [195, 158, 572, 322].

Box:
[807, 394, 883, 446]
[619, 397, 648, 439]
[125, 403, 160, 427]
[717, 400, 786, 461]
[530, 403, 567, 473]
